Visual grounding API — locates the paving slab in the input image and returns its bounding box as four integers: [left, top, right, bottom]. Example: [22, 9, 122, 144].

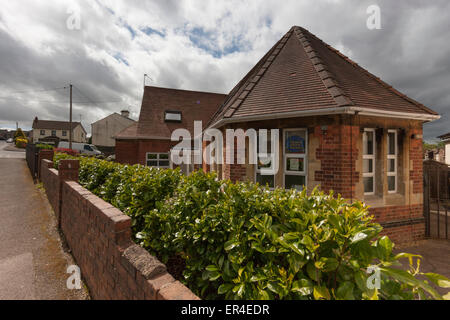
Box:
[0, 158, 88, 300]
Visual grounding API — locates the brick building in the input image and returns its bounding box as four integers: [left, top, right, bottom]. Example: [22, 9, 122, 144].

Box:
[115, 86, 226, 171]
[203, 26, 440, 244]
[437, 132, 450, 165]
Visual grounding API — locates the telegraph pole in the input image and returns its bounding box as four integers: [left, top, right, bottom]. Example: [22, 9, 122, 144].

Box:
[69, 84, 73, 150]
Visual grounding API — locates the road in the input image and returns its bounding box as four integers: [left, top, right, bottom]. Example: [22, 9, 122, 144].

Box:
[0, 140, 25, 159]
[0, 149, 88, 299]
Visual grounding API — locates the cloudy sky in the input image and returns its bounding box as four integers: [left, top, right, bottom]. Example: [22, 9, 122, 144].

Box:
[0, 0, 449, 141]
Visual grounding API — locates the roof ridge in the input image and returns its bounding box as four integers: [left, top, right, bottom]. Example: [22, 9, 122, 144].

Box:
[207, 27, 296, 127]
[294, 26, 354, 108]
[299, 27, 438, 115]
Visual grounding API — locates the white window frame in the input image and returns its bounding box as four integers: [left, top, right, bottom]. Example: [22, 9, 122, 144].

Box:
[254, 131, 276, 189]
[146, 152, 170, 168]
[283, 128, 308, 191]
[363, 128, 376, 196]
[387, 129, 398, 194]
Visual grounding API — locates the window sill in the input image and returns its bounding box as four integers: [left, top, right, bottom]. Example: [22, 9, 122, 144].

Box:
[363, 194, 384, 207]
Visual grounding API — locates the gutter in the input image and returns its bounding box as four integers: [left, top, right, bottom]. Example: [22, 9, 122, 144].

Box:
[209, 106, 441, 129]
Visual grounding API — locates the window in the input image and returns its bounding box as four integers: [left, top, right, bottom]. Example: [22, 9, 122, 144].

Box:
[146, 153, 170, 168]
[363, 129, 375, 195]
[84, 145, 93, 151]
[387, 130, 398, 193]
[255, 132, 275, 188]
[51, 130, 56, 137]
[164, 111, 182, 122]
[40, 130, 45, 136]
[62, 131, 67, 136]
[284, 129, 307, 191]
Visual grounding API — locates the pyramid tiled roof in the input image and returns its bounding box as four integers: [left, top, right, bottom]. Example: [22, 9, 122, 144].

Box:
[208, 26, 439, 128]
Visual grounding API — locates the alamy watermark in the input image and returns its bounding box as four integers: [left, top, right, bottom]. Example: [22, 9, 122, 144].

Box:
[366, 5, 381, 30]
[171, 121, 280, 175]
[66, 265, 82, 290]
[66, 5, 81, 30]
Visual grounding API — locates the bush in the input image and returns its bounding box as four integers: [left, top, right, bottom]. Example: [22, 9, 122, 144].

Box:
[36, 143, 54, 150]
[15, 138, 28, 148]
[53, 154, 450, 300]
[54, 148, 79, 157]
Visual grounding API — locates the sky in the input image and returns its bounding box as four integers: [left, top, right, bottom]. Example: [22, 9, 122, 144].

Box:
[0, 0, 449, 141]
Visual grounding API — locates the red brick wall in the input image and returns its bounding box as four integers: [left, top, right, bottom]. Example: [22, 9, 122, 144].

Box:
[379, 222, 425, 247]
[115, 140, 139, 164]
[369, 205, 425, 246]
[41, 159, 60, 220]
[315, 124, 359, 199]
[116, 139, 175, 166]
[409, 128, 424, 194]
[222, 132, 247, 182]
[40, 159, 198, 300]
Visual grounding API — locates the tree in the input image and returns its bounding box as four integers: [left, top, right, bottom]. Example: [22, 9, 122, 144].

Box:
[14, 128, 26, 140]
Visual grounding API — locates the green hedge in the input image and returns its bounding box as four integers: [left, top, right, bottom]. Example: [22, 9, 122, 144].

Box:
[53, 153, 450, 300]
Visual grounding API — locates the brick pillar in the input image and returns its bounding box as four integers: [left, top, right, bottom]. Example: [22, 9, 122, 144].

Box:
[38, 149, 54, 181]
[409, 127, 423, 194]
[57, 159, 79, 227]
[59, 159, 79, 182]
[222, 132, 247, 182]
[315, 124, 359, 199]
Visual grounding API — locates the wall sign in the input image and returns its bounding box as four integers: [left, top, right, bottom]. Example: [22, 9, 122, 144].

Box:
[285, 133, 305, 154]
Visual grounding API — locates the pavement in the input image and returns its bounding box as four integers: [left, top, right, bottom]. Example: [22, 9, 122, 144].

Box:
[397, 239, 450, 296]
[0, 141, 25, 159]
[0, 154, 88, 300]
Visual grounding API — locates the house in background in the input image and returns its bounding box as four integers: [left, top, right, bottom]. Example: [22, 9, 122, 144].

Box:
[437, 132, 450, 165]
[32, 117, 87, 144]
[424, 147, 445, 163]
[203, 26, 440, 245]
[115, 86, 226, 171]
[91, 110, 136, 154]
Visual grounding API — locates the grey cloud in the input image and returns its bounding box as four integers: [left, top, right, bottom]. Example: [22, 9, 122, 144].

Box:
[0, 0, 449, 140]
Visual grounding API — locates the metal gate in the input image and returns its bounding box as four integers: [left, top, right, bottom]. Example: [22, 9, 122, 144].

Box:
[423, 160, 449, 239]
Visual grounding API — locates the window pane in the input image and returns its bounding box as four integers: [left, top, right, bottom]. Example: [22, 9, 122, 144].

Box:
[285, 175, 305, 191]
[256, 173, 274, 188]
[363, 159, 373, 173]
[165, 112, 181, 121]
[388, 132, 396, 155]
[364, 177, 374, 193]
[147, 154, 157, 160]
[147, 161, 158, 167]
[388, 159, 396, 173]
[363, 131, 374, 155]
[258, 157, 272, 169]
[159, 153, 169, 159]
[285, 130, 306, 154]
[159, 161, 170, 167]
[286, 157, 304, 172]
[388, 176, 396, 192]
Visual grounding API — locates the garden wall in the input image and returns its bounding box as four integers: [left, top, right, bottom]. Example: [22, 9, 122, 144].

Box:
[40, 158, 198, 300]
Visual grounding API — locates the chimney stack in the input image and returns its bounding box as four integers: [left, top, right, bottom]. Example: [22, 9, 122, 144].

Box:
[121, 110, 130, 118]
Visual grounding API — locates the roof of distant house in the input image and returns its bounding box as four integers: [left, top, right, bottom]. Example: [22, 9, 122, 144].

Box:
[32, 118, 86, 132]
[207, 26, 439, 128]
[115, 86, 226, 139]
[91, 112, 136, 125]
[438, 132, 450, 140]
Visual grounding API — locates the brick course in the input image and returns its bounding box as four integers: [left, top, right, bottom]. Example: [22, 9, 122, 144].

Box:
[40, 158, 198, 300]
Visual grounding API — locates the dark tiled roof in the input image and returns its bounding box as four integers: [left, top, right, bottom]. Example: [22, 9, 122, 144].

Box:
[208, 26, 438, 127]
[32, 119, 84, 131]
[438, 132, 450, 140]
[116, 86, 226, 139]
